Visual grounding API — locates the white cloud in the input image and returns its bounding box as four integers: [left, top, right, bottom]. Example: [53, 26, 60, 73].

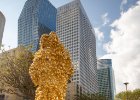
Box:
[120, 0, 128, 12]
[101, 13, 110, 26]
[104, 0, 140, 93]
[94, 28, 104, 41]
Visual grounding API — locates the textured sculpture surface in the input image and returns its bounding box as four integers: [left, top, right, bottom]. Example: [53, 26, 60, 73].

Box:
[29, 32, 74, 100]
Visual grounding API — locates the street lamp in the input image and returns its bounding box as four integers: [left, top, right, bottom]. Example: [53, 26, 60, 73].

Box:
[124, 82, 129, 100]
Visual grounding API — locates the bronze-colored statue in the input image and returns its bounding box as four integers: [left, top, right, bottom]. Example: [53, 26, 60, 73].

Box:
[29, 32, 74, 100]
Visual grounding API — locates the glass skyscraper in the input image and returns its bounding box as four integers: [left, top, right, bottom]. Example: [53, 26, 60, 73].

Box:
[18, 0, 56, 52]
[0, 11, 5, 48]
[56, 0, 98, 99]
[97, 59, 116, 100]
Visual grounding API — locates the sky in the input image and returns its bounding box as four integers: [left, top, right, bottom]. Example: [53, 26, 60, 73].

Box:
[0, 0, 139, 94]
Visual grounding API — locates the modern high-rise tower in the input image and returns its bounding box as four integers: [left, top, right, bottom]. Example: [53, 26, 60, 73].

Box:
[56, 0, 98, 98]
[18, 0, 56, 52]
[97, 59, 116, 100]
[0, 11, 5, 48]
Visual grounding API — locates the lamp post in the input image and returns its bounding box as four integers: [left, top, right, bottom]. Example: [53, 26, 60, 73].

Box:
[124, 82, 129, 100]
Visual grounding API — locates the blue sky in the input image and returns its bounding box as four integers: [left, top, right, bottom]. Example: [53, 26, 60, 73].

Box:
[0, 0, 137, 57]
[0, 0, 140, 93]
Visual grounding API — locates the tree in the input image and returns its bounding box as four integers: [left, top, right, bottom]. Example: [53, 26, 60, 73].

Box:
[74, 93, 106, 100]
[0, 46, 35, 100]
[116, 91, 132, 100]
[132, 89, 140, 100]
[116, 89, 140, 100]
[91, 93, 107, 100]
[74, 94, 92, 100]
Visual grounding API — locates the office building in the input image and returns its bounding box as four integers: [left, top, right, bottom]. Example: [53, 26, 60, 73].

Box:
[57, 0, 98, 98]
[18, 0, 56, 52]
[66, 82, 77, 100]
[0, 11, 5, 48]
[97, 59, 115, 100]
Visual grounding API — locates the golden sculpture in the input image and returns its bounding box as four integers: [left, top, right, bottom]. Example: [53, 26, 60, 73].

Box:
[29, 32, 74, 100]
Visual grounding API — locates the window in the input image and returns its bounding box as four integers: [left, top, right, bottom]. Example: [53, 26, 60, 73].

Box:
[0, 94, 5, 100]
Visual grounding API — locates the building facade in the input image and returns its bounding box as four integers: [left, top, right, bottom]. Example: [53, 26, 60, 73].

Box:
[0, 11, 5, 48]
[18, 0, 56, 52]
[97, 59, 115, 100]
[57, 0, 98, 98]
[66, 82, 77, 100]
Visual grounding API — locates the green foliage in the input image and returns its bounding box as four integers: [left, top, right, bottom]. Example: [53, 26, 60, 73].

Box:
[0, 46, 35, 100]
[75, 94, 92, 100]
[74, 93, 107, 100]
[116, 89, 140, 100]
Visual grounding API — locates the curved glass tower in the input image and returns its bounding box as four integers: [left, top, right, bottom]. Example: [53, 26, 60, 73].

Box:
[18, 0, 56, 52]
[0, 11, 5, 48]
[97, 59, 116, 100]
